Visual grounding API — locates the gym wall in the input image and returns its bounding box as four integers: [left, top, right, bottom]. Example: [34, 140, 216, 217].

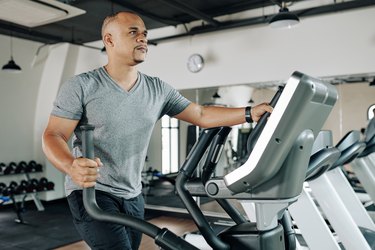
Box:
[139, 6, 375, 90]
[323, 83, 375, 144]
[0, 35, 45, 164]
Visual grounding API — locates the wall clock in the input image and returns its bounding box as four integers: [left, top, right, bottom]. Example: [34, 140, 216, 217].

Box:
[187, 54, 204, 73]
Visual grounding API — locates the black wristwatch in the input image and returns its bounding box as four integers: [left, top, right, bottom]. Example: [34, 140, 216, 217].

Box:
[245, 106, 253, 123]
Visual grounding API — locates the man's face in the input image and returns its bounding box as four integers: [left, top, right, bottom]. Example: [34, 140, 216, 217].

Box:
[105, 13, 148, 65]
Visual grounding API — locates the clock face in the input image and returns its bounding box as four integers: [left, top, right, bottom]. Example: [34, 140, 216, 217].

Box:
[187, 54, 204, 73]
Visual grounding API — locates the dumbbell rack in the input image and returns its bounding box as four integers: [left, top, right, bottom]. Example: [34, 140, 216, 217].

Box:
[0, 168, 45, 224]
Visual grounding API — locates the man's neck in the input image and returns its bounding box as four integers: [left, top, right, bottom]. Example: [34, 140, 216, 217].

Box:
[104, 63, 138, 91]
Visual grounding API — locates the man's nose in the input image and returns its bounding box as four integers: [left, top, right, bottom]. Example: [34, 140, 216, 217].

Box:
[136, 34, 147, 44]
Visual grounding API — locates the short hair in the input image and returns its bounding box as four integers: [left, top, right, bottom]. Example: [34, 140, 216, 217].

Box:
[101, 13, 118, 38]
[101, 11, 138, 38]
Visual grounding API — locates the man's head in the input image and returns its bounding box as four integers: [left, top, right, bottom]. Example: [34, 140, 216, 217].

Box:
[101, 11, 148, 65]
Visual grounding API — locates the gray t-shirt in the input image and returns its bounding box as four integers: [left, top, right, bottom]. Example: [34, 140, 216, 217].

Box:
[51, 67, 191, 199]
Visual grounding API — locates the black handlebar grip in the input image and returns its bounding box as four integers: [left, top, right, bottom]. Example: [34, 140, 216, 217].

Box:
[80, 125, 100, 231]
[247, 85, 284, 154]
[201, 127, 232, 184]
[81, 125, 95, 160]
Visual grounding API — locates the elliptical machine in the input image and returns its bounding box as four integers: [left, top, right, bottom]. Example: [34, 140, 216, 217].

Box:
[81, 71, 338, 250]
[174, 72, 337, 249]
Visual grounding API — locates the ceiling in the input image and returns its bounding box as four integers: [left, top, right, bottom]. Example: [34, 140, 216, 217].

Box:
[1, 0, 375, 47]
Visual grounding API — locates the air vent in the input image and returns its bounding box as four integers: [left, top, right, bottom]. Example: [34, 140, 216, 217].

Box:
[0, 0, 85, 27]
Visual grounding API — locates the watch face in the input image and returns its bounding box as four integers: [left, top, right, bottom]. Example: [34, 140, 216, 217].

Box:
[187, 54, 204, 73]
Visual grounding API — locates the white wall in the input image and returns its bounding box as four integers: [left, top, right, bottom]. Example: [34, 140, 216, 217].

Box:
[138, 6, 375, 90]
[0, 35, 48, 202]
[0, 35, 45, 162]
[324, 83, 375, 144]
[74, 44, 107, 75]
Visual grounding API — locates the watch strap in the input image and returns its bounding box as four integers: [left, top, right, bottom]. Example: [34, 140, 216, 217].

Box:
[245, 106, 253, 123]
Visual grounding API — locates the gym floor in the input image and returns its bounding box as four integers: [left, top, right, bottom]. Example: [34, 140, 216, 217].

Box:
[0, 196, 230, 250]
[55, 216, 198, 250]
[58, 198, 234, 249]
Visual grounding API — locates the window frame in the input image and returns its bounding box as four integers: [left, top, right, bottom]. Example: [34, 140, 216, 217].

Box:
[161, 115, 180, 174]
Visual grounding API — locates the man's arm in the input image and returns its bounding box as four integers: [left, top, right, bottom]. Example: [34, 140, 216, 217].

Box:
[42, 115, 101, 187]
[174, 102, 273, 128]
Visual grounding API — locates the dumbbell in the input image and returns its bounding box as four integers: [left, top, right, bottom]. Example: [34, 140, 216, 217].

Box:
[27, 160, 43, 172]
[27, 179, 37, 192]
[39, 177, 54, 191]
[29, 178, 44, 192]
[16, 180, 34, 194]
[0, 163, 6, 175]
[26, 160, 37, 172]
[14, 180, 29, 195]
[34, 163, 43, 172]
[2, 181, 18, 196]
[20, 180, 34, 193]
[3, 162, 17, 175]
[0, 182, 6, 195]
[15, 161, 27, 174]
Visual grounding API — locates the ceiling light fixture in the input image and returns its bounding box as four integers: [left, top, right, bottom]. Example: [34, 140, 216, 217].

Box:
[269, 2, 299, 29]
[2, 34, 22, 72]
[0, 0, 85, 28]
[212, 92, 221, 99]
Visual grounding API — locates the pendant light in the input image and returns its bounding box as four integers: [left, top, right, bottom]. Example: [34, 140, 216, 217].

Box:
[269, 2, 299, 29]
[2, 34, 22, 72]
[212, 92, 221, 99]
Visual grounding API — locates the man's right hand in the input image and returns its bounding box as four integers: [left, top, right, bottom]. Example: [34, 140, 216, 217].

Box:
[68, 157, 102, 187]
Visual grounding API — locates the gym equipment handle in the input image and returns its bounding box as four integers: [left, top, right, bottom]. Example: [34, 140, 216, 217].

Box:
[80, 125, 198, 250]
[201, 127, 232, 184]
[246, 85, 284, 155]
[199, 127, 247, 225]
[176, 127, 230, 250]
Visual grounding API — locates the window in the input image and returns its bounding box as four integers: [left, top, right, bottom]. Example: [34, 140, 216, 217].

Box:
[161, 116, 179, 174]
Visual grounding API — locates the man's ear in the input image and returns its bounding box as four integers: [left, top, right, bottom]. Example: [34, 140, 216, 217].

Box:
[103, 33, 114, 48]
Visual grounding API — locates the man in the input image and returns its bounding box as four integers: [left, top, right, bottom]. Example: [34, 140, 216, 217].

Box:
[42, 11, 272, 250]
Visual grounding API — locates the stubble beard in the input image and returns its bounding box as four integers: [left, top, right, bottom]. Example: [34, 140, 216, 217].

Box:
[134, 58, 145, 64]
[133, 52, 146, 64]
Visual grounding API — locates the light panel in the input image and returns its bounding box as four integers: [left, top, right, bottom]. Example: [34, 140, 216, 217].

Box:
[0, 0, 85, 27]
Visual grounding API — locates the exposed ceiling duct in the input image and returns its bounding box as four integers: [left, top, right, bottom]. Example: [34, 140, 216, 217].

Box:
[0, 0, 374, 46]
[149, 0, 375, 44]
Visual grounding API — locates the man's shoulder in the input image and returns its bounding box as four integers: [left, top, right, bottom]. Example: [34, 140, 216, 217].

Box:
[139, 71, 162, 83]
[138, 72, 174, 91]
[73, 68, 101, 82]
[63, 68, 102, 89]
